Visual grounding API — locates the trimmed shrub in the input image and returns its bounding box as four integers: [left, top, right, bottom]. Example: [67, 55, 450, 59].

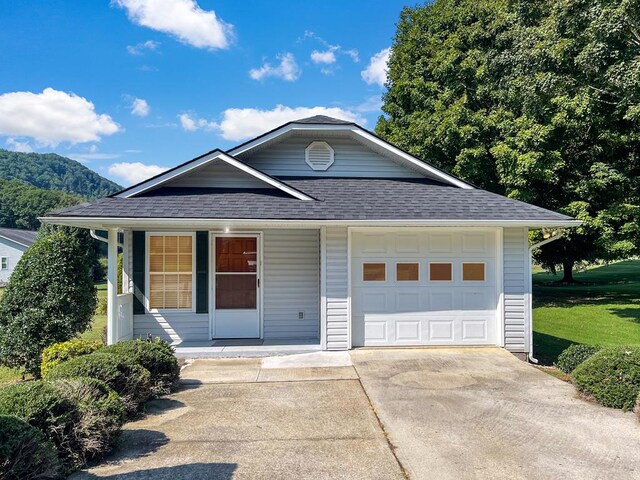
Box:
[102, 339, 179, 395]
[0, 231, 97, 376]
[0, 415, 61, 480]
[41, 338, 103, 377]
[46, 352, 151, 416]
[0, 380, 75, 449]
[572, 345, 640, 410]
[52, 377, 126, 466]
[555, 344, 602, 373]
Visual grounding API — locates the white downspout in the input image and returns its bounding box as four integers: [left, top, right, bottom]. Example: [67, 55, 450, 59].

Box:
[527, 230, 565, 363]
[90, 229, 123, 247]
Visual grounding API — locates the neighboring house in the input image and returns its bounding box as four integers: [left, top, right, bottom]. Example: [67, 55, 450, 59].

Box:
[0, 227, 37, 285]
[43, 116, 579, 358]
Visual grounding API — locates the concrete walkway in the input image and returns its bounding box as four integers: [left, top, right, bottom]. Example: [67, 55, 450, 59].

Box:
[72, 352, 404, 480]
[72, 348, 640, 479]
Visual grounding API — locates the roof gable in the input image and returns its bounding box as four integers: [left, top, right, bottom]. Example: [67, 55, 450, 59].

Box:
[227, 118, 473, 189]
[113, 150, 313, 200]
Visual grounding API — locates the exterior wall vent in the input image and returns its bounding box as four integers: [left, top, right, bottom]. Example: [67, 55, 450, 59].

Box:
[305, 141, 334, 171]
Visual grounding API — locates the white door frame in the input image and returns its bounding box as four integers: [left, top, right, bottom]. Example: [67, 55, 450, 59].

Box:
[209, 232, 263, 339]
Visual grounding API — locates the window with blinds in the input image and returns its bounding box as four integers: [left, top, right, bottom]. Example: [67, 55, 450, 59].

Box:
[148, 235, 193, 310]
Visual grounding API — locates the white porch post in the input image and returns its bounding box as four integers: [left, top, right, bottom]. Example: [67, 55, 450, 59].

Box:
[106, 228, 119, 345]
[320, 227, 327, 350]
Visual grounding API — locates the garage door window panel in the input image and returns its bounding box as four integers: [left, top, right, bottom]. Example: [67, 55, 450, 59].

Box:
[363, 263, 386, 281]
[429, 262, 452, 282]
[396, 263, 419, 282]
[463, 262, 486, 281]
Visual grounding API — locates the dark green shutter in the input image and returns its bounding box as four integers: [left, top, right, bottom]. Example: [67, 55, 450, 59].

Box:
[132, 231, 145, 314]
[195, 231, 209, 313]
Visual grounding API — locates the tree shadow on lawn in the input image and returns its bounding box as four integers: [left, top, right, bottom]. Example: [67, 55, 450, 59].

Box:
[75, 462, 237, 479]
[533, 331, 574, 366]
[606, 306, 640, 324]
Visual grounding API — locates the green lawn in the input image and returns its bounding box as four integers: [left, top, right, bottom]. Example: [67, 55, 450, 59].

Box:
[0, 283, 107, 386]
[533, 260, 640, 365]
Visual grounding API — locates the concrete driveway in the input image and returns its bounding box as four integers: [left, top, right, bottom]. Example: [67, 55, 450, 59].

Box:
[352, 348, 640, 480]
[72, 354, 405, 480]
[73, 348, 639, 479]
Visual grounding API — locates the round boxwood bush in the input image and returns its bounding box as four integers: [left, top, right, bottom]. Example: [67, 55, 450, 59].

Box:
[45, 352, 151, 416]
[555, 344, 602, 373]
[0, 415, 61, 480]
[572, 345, 640, 410]
[41, 338, 103, 377]
[0, 380, 75, 450]
[102, 339, 179, 395]
[51, 377, 126, 466]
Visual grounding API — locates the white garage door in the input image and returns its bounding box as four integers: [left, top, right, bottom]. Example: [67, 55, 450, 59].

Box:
[352, 230, 500, 347]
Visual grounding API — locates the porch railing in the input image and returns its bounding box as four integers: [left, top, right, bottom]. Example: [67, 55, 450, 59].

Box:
[116, 293, 134, 342]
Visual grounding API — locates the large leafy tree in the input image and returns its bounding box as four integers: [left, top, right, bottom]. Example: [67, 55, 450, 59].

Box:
[377, 0, 640, 281]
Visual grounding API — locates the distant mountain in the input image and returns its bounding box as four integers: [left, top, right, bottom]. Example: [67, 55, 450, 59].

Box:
[0, 149, 122, 199]
[0, 178, 83, 230]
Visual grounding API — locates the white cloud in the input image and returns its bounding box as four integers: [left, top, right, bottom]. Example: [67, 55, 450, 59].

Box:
[5, 138, 34, 153]
[344, 49, 359, 63]
[113, 0, 234, 50]
[126, 39, 160, 55]
[217, 105, 365, 141]
[70, 152, 121, 162]
[355, 95, 383, 113]
[0, 88, 121, 147]
[178, 113, 217, 131]
[249, 53, 300, 82]
[310, 49, 336, 65]
[108, 161, 168, 185]
[361, 48, 390, 87]
[131, 98, 150, 116]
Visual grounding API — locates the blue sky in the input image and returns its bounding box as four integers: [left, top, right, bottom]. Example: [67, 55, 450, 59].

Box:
[0, 0, 408, 186]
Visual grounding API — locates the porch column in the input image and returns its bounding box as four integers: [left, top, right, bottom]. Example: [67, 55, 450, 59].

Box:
[106, 228, 119, 345]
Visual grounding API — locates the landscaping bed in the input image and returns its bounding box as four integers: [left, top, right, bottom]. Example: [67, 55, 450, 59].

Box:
[0, 338, 180, 479]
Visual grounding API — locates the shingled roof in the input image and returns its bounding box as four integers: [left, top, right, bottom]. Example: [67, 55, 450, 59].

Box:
[47, 177, 574, 223]
[0, 227, 37, 248]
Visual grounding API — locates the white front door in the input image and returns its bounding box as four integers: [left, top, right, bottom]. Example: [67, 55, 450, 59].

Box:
[213, 235, 260, 338]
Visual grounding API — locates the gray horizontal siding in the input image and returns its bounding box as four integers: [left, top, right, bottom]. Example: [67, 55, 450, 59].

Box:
[325, 227, 349, 350]
[503, 227, 528, 353]
[242, 135, 422, 178]
[0, 238, 27, 284]
[168, 161, 270, 188]
[133, 313, 209, 342]
[262, 229, 320, 339]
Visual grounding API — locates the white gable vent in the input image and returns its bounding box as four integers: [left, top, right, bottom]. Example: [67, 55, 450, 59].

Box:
[305, 141, 334, 171]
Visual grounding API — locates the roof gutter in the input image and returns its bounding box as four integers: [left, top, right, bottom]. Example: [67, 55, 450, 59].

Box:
[527, 229, 565, 364]
[40, 217, 582, 229]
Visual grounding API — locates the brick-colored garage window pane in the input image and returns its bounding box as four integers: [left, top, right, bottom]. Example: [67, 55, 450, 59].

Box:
[463, 263, 485, 281]
[363, 263, 386, 281]
[429, 263, 452, 281]
[396, 263, 419, 281]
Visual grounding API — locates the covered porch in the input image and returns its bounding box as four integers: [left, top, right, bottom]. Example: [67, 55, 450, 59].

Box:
[100, 224, 325, 348]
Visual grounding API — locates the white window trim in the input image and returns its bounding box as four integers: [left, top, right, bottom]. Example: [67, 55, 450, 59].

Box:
[145, 232, 196, 313]
[428, 261, 454, 283]
[395, 261, 420, 282]
[362, 262, 386, 282]
[461, 261, 487, 282]
[0, 256, 7, 270]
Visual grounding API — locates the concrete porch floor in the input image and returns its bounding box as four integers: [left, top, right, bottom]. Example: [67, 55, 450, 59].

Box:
[173, 338, 321, 358]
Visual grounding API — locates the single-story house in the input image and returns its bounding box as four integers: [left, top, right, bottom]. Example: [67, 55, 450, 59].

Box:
[43, 116, 579, 358]
[0, 227, 37, 285]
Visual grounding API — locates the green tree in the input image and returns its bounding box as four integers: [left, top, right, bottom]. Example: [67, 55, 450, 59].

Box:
[0, 231, 97, 376]
[378, 0, 640, 281]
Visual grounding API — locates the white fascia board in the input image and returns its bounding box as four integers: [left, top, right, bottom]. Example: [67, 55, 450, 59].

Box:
[348, 129, 473, 189]
[40, 216, 582, 230]
[116, 151, 312, 201]
[228, 123, 472, 190]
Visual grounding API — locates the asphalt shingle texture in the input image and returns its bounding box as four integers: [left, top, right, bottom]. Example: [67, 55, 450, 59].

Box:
[48, 177, 572, 222]
[0, 227, 37, 246]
